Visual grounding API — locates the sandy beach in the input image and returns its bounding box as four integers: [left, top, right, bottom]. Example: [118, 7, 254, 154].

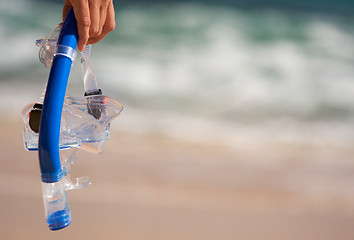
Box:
[0, 119, 353, 240]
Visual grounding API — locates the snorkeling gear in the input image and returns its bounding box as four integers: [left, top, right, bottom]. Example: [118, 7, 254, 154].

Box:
[21, 9, 123, 230]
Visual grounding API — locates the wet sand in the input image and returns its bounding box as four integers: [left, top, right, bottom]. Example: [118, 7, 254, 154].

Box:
[1, 119, 354, 239]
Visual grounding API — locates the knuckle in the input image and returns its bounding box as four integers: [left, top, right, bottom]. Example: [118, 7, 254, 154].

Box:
[103, 0, 111, 6]
[106, 21, 116, 32]
[91, 27, 101, 36]
[79, 17, 91, 28]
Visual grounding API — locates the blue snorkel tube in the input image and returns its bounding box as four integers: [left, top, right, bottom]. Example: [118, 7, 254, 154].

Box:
[38, 9, 78, 231]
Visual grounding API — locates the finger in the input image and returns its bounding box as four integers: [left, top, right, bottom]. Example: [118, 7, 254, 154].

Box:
[98, 0, 111, 34]
[87, 1, 115, 45]
[99, 4, 108, 34]
[62, 0, 72, 21]
[88, 0, 101, 37]
[72, 0, 90, 51]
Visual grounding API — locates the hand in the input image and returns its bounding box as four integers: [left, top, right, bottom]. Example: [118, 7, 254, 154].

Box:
[63, 0, 116, 51]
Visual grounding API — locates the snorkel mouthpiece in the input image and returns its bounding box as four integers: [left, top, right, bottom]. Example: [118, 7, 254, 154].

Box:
[42, 180, 71, 231]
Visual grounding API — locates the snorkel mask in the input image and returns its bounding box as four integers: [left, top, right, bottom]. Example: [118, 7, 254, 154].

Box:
[21, 9, 123, 230]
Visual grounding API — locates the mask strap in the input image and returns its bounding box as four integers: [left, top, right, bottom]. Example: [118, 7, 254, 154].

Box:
[80, 45, 101, 95]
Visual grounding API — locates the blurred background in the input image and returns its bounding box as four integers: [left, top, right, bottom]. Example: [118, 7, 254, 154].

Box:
[1, 0, 354, 239]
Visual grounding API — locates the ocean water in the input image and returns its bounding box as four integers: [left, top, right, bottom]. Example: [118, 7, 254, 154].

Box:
[1, 0, 354, 149]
